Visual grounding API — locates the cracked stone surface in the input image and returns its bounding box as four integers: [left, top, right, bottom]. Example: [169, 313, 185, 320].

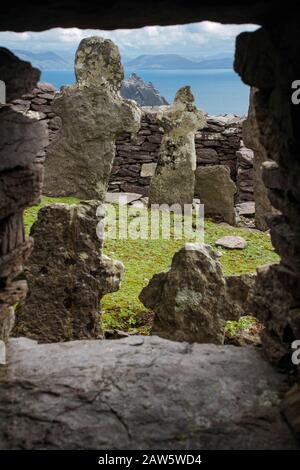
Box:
[0, 336, 297, 449]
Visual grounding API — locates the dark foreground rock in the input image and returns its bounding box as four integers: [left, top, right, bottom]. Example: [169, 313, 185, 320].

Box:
[0, 336, 296, 449]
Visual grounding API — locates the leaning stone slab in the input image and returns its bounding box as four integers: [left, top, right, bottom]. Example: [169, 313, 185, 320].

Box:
[13, 201, 124, 343]
[215, 235, 247, 250]
[194, 165, 236, 225]
[44, 36, 141, 200]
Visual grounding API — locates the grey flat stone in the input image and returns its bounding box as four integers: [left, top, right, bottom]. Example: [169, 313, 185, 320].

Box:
[105, 192, 143, 205]
[0, 336, 296, 449]
[236, 202, 256, 217]
[141, 162, 157, 177]
[207, 114, 242, 127]
[0, 340, 5, 365]
[215, 235, 247, 249]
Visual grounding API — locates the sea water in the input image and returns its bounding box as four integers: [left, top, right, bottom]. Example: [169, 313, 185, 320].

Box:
[41, 68, 249, 116]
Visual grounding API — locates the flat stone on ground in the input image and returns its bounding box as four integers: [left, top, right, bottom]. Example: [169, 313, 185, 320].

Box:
[236, 201, 256, 217]
[0, 336, 296, 450]
[105, 192, 142, 205]
[215, 235, 247, 249]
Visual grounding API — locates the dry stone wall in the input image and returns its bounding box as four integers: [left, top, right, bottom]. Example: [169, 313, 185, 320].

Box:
[17, 87, 254, 201]
[112, 109, 250, 198]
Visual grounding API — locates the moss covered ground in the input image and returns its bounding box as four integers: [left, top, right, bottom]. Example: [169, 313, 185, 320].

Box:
[24, 196, 279, 335]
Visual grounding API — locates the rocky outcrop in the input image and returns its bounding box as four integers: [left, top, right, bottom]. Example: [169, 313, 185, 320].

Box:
[243, 88, 275, 230]
[13, 201, 124, 343]
[149, 86, 205, 207]
[194, 165, 236, 225]
[139, 243, 233, 344]
[0, 335, 296, 449]
[43, 36, 141, 200]
[120, 73, 168, 106]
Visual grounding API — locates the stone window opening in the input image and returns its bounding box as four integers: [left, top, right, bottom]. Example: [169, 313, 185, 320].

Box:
[0, 6, 300, 448]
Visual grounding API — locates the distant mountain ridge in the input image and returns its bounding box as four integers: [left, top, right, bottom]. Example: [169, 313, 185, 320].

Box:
[125, 53, 233, 70]
[13, 50, 233, 71]
[120, 73, 168, 106]
[13, 50, 73, 70]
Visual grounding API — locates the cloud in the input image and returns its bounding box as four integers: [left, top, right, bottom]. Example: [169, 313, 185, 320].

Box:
[0, 21, 259, 59]
[200, 21, 256, 39]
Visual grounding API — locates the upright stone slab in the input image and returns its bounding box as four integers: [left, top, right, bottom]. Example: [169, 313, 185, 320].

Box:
[13, 201, 124, 343]
[149, 86, 205, 207]
[194, 165, 236, 225]
[139, 243, 234, 344]
[44, 36, 141, 199]
[243, 87, 275, 231]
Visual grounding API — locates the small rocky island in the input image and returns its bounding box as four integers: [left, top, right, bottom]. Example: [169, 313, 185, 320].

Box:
[120, 72, 169, 106]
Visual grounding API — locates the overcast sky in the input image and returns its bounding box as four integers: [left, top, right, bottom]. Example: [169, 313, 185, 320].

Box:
[0, 22, 258, 59]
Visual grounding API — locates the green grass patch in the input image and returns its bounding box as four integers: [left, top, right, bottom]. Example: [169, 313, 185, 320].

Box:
[225, 315, 258, 338]
[24, 197, 279, 335]
[24, 196, 80, 235]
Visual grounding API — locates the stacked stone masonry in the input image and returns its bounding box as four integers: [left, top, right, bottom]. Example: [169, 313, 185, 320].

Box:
[0, 54, 48, 362]
[14, 88, 254, 200]
[113, 110, 251, 198]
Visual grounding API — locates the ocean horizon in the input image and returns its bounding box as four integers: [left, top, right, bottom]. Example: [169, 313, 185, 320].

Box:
[41, 68, 250, 116]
